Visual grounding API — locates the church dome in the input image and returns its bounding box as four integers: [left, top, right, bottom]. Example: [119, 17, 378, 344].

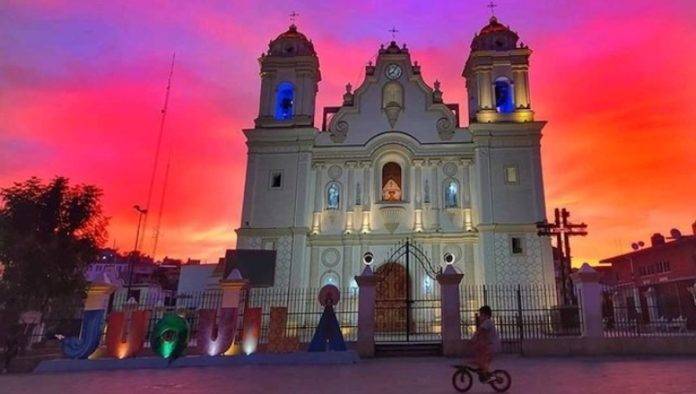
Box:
[267, 24, 317, 57]
[471, 16, 520, 51]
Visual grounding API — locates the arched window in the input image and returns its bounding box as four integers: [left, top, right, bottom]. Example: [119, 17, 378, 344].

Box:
[444, 180, 458, 208]
[274, 82, 294, 120]
[327, 182, 340, 210]
[494, 77, 514, 114]
[382, 162, 402, 201]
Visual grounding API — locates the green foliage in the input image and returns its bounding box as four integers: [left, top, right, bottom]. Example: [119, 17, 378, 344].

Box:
[0, 176, 108, 316]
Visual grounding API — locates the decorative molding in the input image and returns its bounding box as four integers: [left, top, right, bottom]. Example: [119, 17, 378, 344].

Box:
[321, 248, 341, 268]
[330, 120, 349, 143]
[327, 165, 343, 180]
[443, 161, 458, 177]
[437, 117, 455, 140]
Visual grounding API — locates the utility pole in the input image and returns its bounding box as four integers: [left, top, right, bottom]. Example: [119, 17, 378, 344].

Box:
[537, 208, 588, 305]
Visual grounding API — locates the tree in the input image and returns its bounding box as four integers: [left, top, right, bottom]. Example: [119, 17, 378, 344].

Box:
[0, 177, 107, 371]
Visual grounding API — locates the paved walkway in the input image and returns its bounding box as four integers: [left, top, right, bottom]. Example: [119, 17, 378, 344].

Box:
[2, 356, 696, 393]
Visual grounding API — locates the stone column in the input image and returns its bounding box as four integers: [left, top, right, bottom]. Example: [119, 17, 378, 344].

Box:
[84, 279, 117, 311]
[512, 66, 530, 109]
[413, 159, 424, 232]
[477, 67, 494, 110]
[644, 287, 659, 323]
[312, 162, 324, 234]
[345, 162, 356, 234]
[361, 161, 372, 233]
[437, 264, 464, 356]
[355, 265, 378, 357]
[571, 263, 603, 338]
[429, 159, 441, 231]
[308, 246, 320, 287]
[342, 243, 353, 289]
[220, 269, 249, 309]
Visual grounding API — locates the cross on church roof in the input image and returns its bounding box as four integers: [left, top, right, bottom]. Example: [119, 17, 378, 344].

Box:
[486, 1, 498, 17]
[388, 26, 399, 40]
[289, 11, 300, 24]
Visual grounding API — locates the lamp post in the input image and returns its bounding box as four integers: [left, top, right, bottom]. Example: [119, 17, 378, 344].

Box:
[127, 205, 148, 296]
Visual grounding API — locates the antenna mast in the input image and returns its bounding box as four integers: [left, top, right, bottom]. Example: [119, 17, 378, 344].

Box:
[151, 150, 172, 258]
[139, 52, 175, 253]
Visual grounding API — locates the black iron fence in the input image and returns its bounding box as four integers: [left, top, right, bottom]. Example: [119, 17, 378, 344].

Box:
[107, 289, 224, 348]
[602, 282, 696, 337]
[246, 286, 359, 344]
[460, 284, 581, 353]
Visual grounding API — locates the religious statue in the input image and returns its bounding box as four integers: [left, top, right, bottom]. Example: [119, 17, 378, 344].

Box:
[382, 179, 402, 201]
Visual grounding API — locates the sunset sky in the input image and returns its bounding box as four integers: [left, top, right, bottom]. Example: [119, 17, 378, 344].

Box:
[1, 0, 695, 266]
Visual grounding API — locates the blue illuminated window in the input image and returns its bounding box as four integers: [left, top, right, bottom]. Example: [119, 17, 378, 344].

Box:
[327, 182, 340, 209]
[494, 78, 515, 114]
[275, 82, 294, 120]
[445, 181, 458, 208]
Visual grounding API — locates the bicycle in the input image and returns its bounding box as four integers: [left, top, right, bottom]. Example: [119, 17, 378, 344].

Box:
[451, 364, 511, 392]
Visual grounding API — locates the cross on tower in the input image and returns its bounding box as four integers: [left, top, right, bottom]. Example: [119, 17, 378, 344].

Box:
[388, 26, 399, 40]
[289, 11, 300, 25]
[537, 208, 588, 306]
[486, 1, 498, 17]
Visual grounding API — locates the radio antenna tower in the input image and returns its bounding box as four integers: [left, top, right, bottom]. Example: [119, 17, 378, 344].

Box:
[151, 150, 172, 258]
[139, 52, 176, 254]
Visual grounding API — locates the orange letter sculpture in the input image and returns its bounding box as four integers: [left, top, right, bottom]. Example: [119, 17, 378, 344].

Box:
[105, 310, 151, 359]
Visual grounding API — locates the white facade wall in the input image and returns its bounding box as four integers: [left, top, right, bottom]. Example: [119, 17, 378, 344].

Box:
[235, 38, 555, 291]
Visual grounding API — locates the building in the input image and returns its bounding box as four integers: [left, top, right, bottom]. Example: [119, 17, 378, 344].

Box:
[84, 249, 129, 286]
[233, 16, 555, 291]
[600, 222, 696, 329]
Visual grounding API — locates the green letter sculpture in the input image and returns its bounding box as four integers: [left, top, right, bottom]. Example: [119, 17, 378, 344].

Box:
[150, 313, 190, 359]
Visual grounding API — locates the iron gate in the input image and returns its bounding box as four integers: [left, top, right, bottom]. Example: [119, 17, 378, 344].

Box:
[374, 239, 442, 343]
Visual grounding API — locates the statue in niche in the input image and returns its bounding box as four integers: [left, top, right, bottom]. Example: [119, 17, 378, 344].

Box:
[382, 179, 402, 201]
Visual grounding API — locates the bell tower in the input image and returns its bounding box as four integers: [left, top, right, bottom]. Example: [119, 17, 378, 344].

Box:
[463, 16, 533, 123]
[465, 16, 555, 287]
[255, 24, 321, 128]
[238, 23, 320, 288]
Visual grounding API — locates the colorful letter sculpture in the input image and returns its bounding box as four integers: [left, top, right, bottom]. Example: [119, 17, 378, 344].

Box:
[61, 309, 105, 359]
[266, 307, 299, 353]
[308, 285, 347, 352]
[196, 308, 239, 356]
[150, 313, 190, 359]
[241, 307, 262, 355]
[105, 310, 150, 359]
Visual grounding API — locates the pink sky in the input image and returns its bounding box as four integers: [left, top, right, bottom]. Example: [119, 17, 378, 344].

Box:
[1, 0, 695, 265]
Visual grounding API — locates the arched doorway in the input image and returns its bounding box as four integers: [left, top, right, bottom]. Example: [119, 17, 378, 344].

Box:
[372, 239, 442, 343]
[375, 262, 408, 332]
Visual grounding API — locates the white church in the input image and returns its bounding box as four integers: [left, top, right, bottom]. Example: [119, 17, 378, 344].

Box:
[233, 16, 556, 290]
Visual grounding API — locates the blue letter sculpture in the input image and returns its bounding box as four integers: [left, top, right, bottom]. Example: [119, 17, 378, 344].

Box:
[61, 309, 105, 359]
[308, 285, 347, 352]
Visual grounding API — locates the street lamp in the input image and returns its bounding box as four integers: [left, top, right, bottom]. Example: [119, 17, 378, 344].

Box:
[127, 205, 148, 296]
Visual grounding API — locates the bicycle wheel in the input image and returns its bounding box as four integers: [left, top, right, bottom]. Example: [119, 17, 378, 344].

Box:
[451, 368, 473, 392]
[489, 369, 511, 392]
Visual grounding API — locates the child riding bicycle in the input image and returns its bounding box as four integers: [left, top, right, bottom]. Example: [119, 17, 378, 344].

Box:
[470, 305, 500, 382]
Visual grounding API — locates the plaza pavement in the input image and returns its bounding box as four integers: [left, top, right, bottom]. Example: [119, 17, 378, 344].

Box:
[1, 355, 695, 393]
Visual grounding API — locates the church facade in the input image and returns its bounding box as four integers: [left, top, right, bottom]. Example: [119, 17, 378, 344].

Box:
[235, 17, 555, 290]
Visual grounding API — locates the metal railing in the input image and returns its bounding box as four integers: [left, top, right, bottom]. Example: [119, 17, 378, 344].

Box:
[602, 283, 696, 337]
[246, 286, 359, 344]
[460, 284, 580, 353]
